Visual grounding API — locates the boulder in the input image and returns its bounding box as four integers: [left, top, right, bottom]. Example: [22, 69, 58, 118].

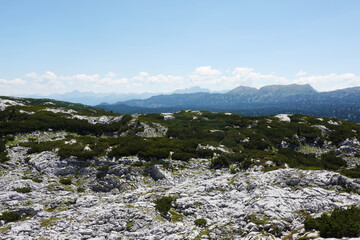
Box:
[146, 165, 166, 181]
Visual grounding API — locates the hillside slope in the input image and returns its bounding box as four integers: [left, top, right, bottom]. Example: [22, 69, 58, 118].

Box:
[1, 97, 360, 239]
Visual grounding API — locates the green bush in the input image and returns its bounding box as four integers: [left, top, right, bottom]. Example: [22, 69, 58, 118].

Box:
[304, 206, 360, 238]
[154, 196, 175, 216]
[108, 136, 145, 158]
[197, 149, 215, 158]
[139, 148, 170, 160]
[0, 103, 130, 136]
[0, 138, 9, 162]
[210, 152, 246, 168]
[211, 155, 232, 168]
[341, 166, 360, 178]
[0, 152, 9, 163]
[194, 218, 207, 227]
[0, 211, 21, 222]
[321, 153, 347, 170]
[172, 152, 196, 161]
[277, 148, 319, 168]
[98, 165, 110, 172]
[32, 177, 43, 183]
[59, 177, 72, 185]
[242, 133, 270, 150]
[13, 187, 32, 193]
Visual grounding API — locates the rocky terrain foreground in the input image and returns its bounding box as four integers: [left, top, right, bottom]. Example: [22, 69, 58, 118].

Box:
[1, 144, 360, 239]
[1, 97, 360, 239]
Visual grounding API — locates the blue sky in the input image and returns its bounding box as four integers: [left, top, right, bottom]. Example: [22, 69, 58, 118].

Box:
[1, 0, 360, 95]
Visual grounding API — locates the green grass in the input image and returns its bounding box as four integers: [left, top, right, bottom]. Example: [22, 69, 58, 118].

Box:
[59, 177, 72, 185]
[0, 224, 11, 233]
[40, 217, 60, 228]
[126, 221, 135, 230]
[169, 208, 185, 222]
[32, 177, 43, 183]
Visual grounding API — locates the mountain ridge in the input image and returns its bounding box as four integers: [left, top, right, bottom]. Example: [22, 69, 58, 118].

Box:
[227, 83, 317, 95]
[22, 86, 213, 106]
[98, 84, 360, 122]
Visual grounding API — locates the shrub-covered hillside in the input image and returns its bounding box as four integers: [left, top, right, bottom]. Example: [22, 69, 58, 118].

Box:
[1, 96, 360, 178]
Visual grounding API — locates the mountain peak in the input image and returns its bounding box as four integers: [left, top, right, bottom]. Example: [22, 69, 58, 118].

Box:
[173, 86, 210, 94]
[227, 86, 258, 94]
[228, 84, 317, 96]
[259, 84, 317, 94]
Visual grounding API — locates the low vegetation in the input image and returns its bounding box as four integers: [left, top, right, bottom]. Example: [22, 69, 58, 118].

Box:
[304, 205, 360, 237]
[1, 99, 359, 179]
[59, 177, 72, 185]
[40, 217, 60, 228]
[194, 218, 207, 227]
[13, 187, 32, 193]
[1, 97, 360, 238]
[0, 211, 21, 223]
[154, 196, 175, 216]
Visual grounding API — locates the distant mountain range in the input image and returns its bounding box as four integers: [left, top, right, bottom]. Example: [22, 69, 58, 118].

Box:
[24, 86, 212, 106]
[172, 86, 211, 94]
[97, 84, 360, 123]
[24, 90, 157, 106]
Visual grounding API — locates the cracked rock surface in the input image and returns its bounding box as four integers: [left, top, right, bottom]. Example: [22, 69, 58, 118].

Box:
[1, 147, 360, 240]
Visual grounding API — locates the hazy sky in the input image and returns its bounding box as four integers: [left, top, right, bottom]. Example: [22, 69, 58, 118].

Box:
[1, 0, 360, 95]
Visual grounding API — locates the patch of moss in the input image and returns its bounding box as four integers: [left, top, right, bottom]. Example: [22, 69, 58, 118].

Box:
[45, 207, 56, 213]
[32, 177, 43, 183]
[194, 218, 207, 227]
[59, 177, 72, 185]
[230, 166, 237, 174]
[169, 208, 184, 222]
[126, 221, 134, 230]
[22, 200, 32, 206]
[193, 227, 210, 240]
[0, 224, 11, 233]
[247, 213, 269, 225]
[154, 214, 166, 222]
[40, 217, 60, 228]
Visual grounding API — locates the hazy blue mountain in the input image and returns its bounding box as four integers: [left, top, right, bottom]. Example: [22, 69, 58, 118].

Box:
[257, 84, 317, 95]
[121, 84, 319, 108]
[97, 84, 360, 122]
[172, 86, 210, 94]
[227, 86, 258, 95]
[25, 91, 158, 106]
[24, 86, 211, 106]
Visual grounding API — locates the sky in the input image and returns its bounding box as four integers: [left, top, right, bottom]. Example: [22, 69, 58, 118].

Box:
[1, 0, 360, 95]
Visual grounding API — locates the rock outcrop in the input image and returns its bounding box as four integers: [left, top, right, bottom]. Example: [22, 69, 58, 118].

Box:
[1, 151, 360, 239]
